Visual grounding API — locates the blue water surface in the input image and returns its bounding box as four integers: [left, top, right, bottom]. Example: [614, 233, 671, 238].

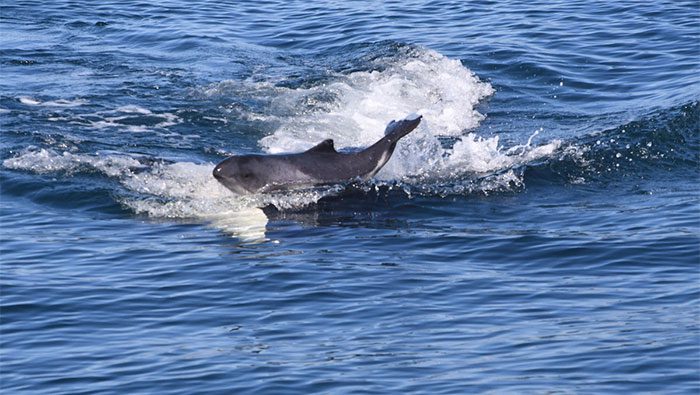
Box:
[1, 1, 699, 394]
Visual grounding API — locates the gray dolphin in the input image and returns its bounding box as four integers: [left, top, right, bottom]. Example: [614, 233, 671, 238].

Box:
[213, 114, 422, 194]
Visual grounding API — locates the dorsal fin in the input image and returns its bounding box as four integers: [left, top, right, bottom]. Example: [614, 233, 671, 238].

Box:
[306, 139, 337, 153]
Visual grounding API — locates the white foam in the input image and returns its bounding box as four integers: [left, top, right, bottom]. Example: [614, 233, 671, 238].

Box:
[121, 161, 231, 200]
[18, 96, 41, 105]
[252, 47, 559, 192]
[87, 108, 181, 132]
[2, 148, 142, 176]
[443, 132, 561, 176]
[15, 98, 179, 132]
[18, 96, 87, 107]
[121, 164, 270, 242]
[259, 49, 494, 155]
[3, 148, 268, 240]
[43, 99, 88, 107]
[116, 105, 152, 115]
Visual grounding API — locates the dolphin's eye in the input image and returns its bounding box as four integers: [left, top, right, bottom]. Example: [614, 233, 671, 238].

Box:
[242, 173, 252, 179]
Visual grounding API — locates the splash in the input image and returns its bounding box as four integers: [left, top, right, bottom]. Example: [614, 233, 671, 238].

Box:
[247, 47, 560, 192]
[2, 148, 268, 241]
[2, 147, 351, 241]
[258, 48, 493, 152]
[3, 46, 567, 240]
[118, 162, 275, 242]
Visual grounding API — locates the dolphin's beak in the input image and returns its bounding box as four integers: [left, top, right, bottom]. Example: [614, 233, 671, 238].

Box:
[212, 164, 229, 186]
[212, 164, 247, 195]
[213, 164, 224, 181]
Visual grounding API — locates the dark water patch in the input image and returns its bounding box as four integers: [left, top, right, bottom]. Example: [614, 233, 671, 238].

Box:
[525, 101, 700, 187]
[0, 171, 129, 216]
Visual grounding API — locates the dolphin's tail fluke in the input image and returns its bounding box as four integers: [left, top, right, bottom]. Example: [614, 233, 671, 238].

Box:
[384, 113, 422, 142]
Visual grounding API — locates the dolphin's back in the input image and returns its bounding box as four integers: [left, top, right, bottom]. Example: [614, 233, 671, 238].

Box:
[267, 115, 422, 188]
[213, 114, 422, 193]
[288, 150, 368, 182]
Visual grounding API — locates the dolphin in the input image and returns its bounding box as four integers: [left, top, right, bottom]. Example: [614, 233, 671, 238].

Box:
[213, 114, 422, 194]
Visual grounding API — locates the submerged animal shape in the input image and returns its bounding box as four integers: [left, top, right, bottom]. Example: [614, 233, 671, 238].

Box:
[213, 114, 422, 194]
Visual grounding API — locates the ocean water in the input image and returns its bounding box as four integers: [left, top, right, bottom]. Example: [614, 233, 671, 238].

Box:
[1, 1, 699, 393]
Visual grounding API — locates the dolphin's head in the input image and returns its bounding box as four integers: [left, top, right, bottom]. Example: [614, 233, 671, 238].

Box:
[213, 155, 267, 194]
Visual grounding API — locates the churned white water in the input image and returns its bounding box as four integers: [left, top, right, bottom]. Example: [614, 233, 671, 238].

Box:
[4, 47, 563, 237]
[255, 48, 560, 184]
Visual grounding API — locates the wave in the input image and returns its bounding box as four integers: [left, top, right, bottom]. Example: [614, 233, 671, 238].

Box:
[3, 43, 697, 240]
[202, 46, 562, 193]
[522, 101, 700, 186]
